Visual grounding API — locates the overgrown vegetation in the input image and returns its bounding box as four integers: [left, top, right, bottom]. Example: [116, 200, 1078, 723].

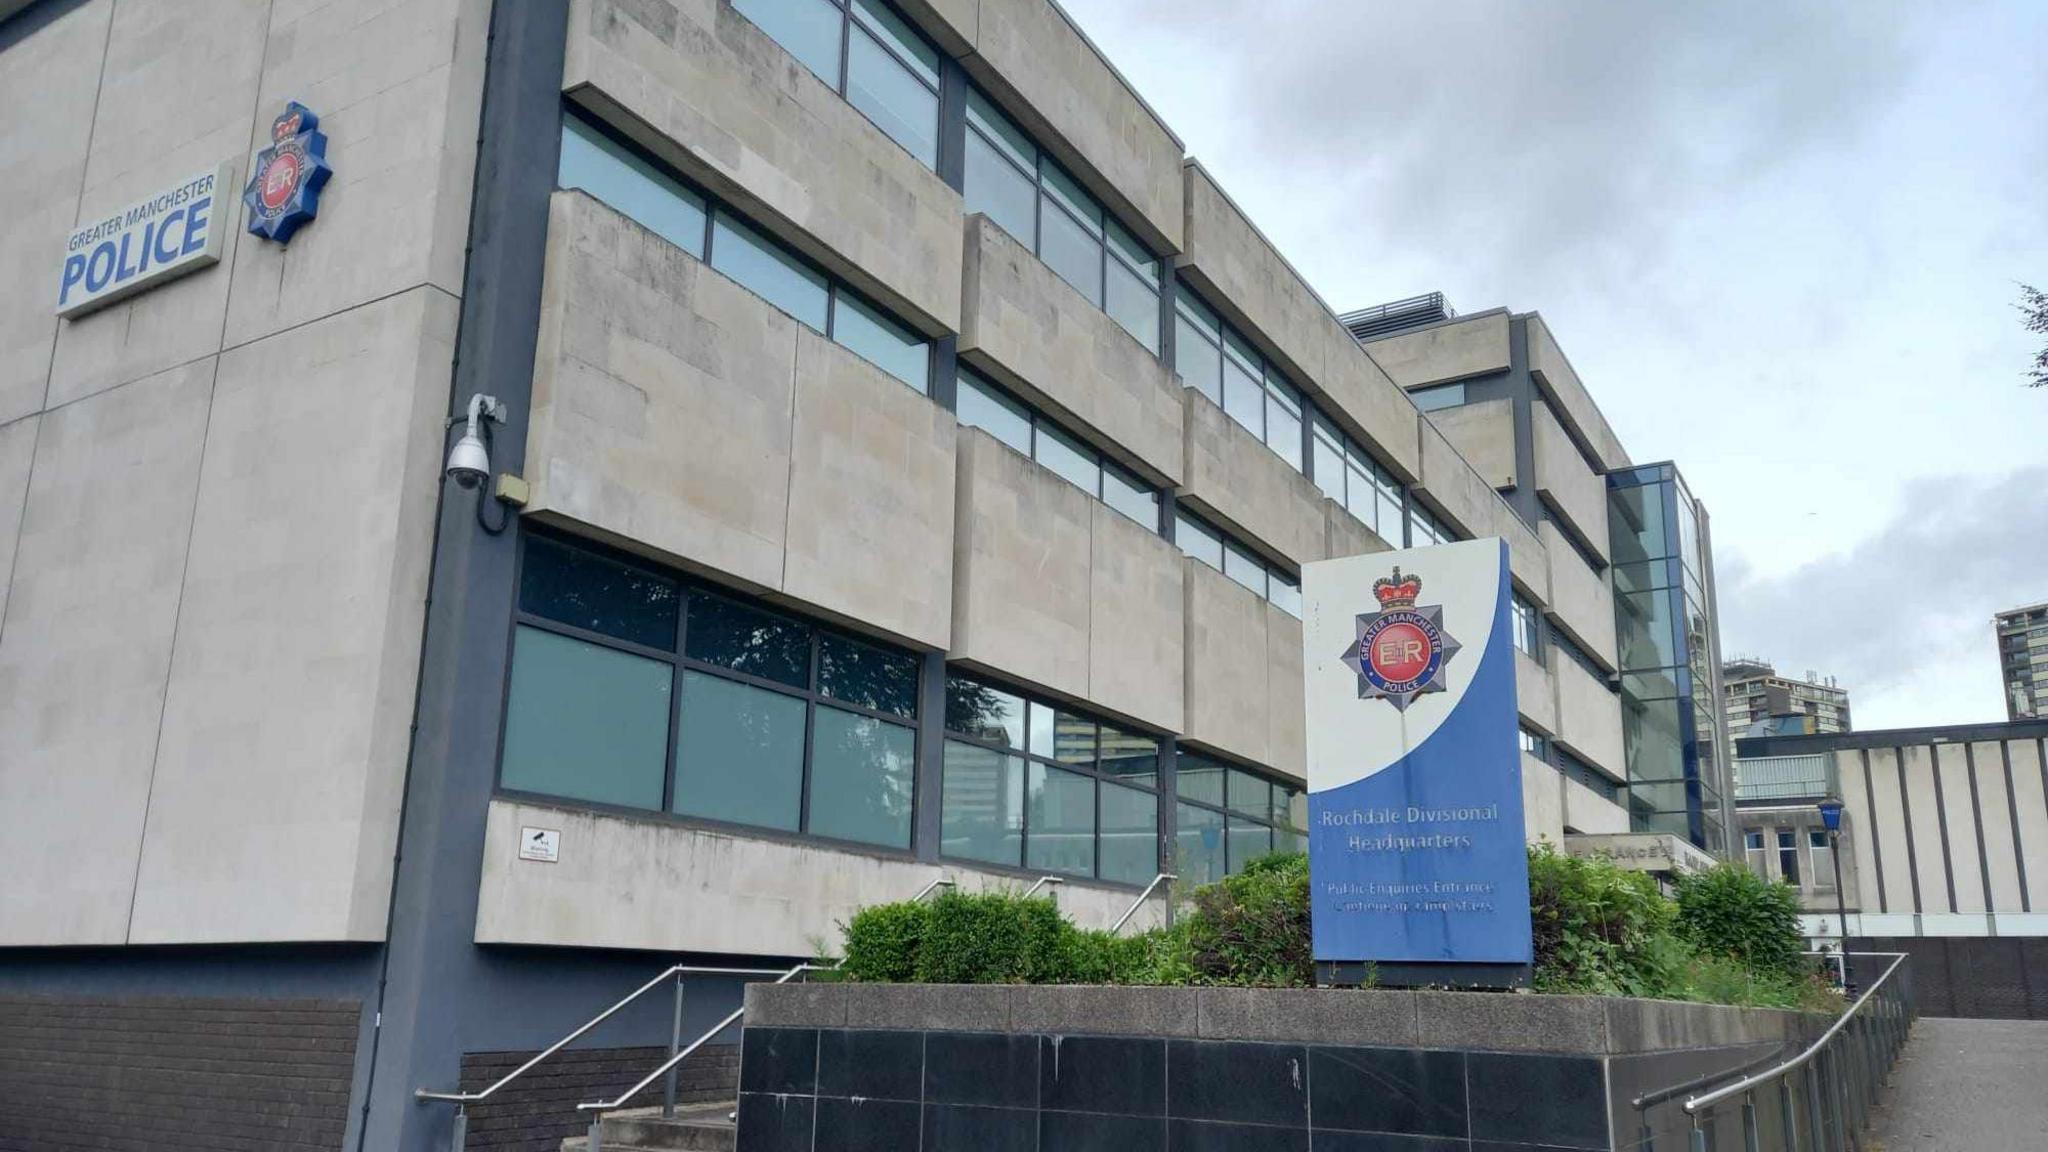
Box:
[833, 848, 1838, 1012]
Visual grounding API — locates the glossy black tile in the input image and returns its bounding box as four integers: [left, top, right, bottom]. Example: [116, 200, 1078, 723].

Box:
[1308, 1045, 1467, 1138]
[1166, 1038, 1307, 1127]
[1313, 1133, 1467, 1152]
[1467, 1052, 1609, 1150]
[814, 1095, 920, 1152]
[736, 1091, 814, 1152]
[816, 1028, 922, 1102]
[921, 1102, 1037, 1152]
[1041, 1034, 1167, 1117]
[925, 1030, 1040, 1109]
[1165, 1117, 1308, 1152]
[1040, 1108, 1168, 1152]
[739, 1027, 818, 1096]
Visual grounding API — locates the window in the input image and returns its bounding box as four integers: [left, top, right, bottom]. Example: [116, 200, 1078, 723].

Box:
[964, 89, 1161, 353]
[1512, 594, 1540, 656]
[559, 113, 932, 394]
[1175, 285, 1303, 468]
[1776, 829, 1800, 885]
[1411, 382, 1467, 412]
[956, 369, 1159, 528]
[942, 675, 1161, 884]
[1309, 412, 1405, 543]
[1558, 749, 1620, 803]
[1408, 501, 1457, 547]
[733, 0, 940, 168]
[1744, 829, 1767, 877]
[1173, 752, 1304, 885]
[1553, 629, 1611, 683]
[1175, 510, 1300, 618]
[1518, 726, 1548, 759]
[501, 533, 920, 850]
[1808, 829, 1834, 888]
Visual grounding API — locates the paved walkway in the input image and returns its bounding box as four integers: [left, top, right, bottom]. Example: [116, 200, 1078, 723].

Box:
[1867, 1017, 2048, 1151]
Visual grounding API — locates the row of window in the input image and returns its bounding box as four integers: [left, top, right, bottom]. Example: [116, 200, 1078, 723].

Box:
[1175, 286, 1303, 468]
[1743, 827, 1832, 889]
[1176, 511, 1302, 617]
[559, 113, 932, 394]
[956, 368, 1158, 528]
[502, 534, 1306, 885]
[1511, 594, 1540, 656]
[735, 0, 942, 167]
[1309, 411, 1407, 543]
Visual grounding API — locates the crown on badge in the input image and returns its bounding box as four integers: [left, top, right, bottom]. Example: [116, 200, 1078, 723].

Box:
[1372, 567, 1422, 609]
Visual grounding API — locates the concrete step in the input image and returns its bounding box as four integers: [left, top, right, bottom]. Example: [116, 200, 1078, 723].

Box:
[560, 1102, 736, 1152]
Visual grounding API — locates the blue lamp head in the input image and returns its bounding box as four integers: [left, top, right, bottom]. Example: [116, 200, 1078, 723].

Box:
[1817, 797, 1845, 832]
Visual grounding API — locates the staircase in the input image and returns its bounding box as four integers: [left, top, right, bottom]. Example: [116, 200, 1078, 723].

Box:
[560, 1102, 735, 1152]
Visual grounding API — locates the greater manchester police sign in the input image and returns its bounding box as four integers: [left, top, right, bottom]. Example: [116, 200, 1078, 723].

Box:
[56, 161, 234, 320]
[1302, 538, 1532, 982]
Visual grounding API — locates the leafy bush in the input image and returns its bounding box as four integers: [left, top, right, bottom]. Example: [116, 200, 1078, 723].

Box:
[1527, 844, 1676, 996]
[838, 900, 926, 983]
[1674, 864, 1805, 978]
[913, 890, 1070, 984]
[1180, 852, 1313, 986]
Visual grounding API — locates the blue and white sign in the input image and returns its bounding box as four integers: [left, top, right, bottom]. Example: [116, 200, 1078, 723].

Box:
[243, 102, 331, 244]
[56, 162, 234, 320]
[1302, 538, 1531, 969]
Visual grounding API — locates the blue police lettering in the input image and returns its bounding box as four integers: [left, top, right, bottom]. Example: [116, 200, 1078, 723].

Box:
[181, 197, 210, 256]
[151, 207, 186, 265]
[85, 242, 116, 293]
[59, 255, 87, 306]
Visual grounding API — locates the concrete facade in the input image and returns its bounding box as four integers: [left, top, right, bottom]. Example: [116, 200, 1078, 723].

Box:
[1533, 399, 1611, 562]
[1429, 396, 1516, 490]
[1542, 519, 1620, 670]
[1180, 386, 1327, 567]
[1364, 308, 1512, 390]
[1524, 313, 1630, 472]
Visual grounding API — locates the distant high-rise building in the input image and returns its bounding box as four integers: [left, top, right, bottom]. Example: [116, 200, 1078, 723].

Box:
[1997, 602, 2048, 719]
[1722, 658, 1851, 744]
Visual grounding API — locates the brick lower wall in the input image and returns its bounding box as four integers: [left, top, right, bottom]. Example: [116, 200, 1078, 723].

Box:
[0, 994, 361, 1152]
[459, 1044, 740, 1152]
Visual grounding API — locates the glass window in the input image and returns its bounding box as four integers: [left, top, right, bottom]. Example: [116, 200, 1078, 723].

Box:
[1098, 724, 1159, 786]
[733, 0, 843, 83]
[1269, 573, 1302, 619]
[1311, 422, 1346, 504]
[1099, 461, 1158, 528]
[1228, 817, 1273, 871]
[1176, 513, 1223, 570]
[1027, 763, 1096, 877]
[955, 370, 1033, 455]
[1809, 829, 1834, 886]
[711, 212, 829, 331]
[684, 590, 811, 687]
[1512, 595, 1539, 656]
[818, 634, 919, 717]
[1176, 318, 1222, 403]
[808, 706, 915, 848]
[1776, 829, 1800, 885]
[852, 0, 939, 85]
[673, 671, 805, 830]
[1106, 259, 1160, 352]
[1039, 199, 1103, 306]
[1038, 164, 1101, 234]
[941, 741, 1024, 866]
[846, 20, 939, 167]
[558, 116, 707, 257]
[1222, 353, 1263, 435]
[965, 87, 1033, 169]
[1265, 377, 1303, 471]
[1033, 702, 1095, 766]
[1412, 382, 1466, 412]
[1175, 802, 1226, 886]
[1175, 754, 1225, 806]
[1101, 782, 1159, 885]
[1227, 769, 1271, 817]
[500, 626, 671, 810]
[1033, 423, 1100, 496]
[1223, 540, 1267, 597]
[963, 127, 1036, 244]
[1176, 753, 1302, 878]
[519, 534, 678, 649]
[832, 293, 929, 393]
[945, 676, 1024, 748]
[1107, 221, 1156, 283]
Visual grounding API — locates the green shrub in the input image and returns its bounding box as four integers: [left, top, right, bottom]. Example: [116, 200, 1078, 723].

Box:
[913, 890, 1070, 984]
[839, 900, 927, 983]
[1179, 852, 1313, 986]
[1527, 844, 1676, 996]
[1674, 864, 1804, 978]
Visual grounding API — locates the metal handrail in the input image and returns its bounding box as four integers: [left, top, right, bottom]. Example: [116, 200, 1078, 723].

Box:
[1683, 952, 1906, 1116]
[1111, 872, 1175, 933]
[413, 963, 798, 1105]
[576, 962, 828, 1114]
[911, 876, 956, 901]
[1021, 875, 1064, 898]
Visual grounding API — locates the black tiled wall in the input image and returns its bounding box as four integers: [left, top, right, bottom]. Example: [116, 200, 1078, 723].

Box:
[736, 1026, 1612, 1152]
[461, 1043, 740, 1152]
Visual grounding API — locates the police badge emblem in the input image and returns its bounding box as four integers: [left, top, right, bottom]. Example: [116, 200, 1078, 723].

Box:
[1339, 567, 1462, 711]
[244, 102, 331, 244]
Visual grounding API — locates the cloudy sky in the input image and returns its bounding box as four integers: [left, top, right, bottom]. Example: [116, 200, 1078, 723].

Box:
[1065, 0, 2048, 728]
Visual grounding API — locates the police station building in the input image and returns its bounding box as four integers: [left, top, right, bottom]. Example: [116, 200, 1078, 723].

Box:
[0, 1, 1726, 1148]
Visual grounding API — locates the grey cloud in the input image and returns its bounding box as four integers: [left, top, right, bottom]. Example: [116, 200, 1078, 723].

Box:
[1715, 467, 2048, 711]
[1113, 0, 1929, 292]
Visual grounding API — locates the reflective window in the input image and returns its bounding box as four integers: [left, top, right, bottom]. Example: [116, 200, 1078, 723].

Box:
[956, 368, 1159, 528]
[964, 87, 1161, 353]
[559, 113, 931, 395]
[1776, 829, 1800, 885]
[1175, 509, 1300, 617]
[735, 0, 939, 169]
[1412, 382, 1466, 412]
[1309, 411, 1405, 543]
[558, 115, 707, 257]
[502, 534, 920, 850]
[1174, 752, 1303, 878]
[1175, 283, 1307, 470]
[1511, 594, 1540, 656]
[1408, 501, 1457, 547]
[942, 673, 1162, 884]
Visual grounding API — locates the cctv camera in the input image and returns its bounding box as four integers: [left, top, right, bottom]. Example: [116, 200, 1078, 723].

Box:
[445, 430, 490, 489]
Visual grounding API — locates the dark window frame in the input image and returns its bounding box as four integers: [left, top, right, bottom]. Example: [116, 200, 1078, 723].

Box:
[955, 366, 1160, 528]
[1172, 748, 1307, 879]
[940, 671, 1165, 886]
[733, 0, 943, 169]
[1172, 505, 1301, 618]
[559, 107, 934, 395]
[498, 528, 923, 856]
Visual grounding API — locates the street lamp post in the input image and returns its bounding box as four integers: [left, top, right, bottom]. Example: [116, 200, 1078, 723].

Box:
[1817, 796, 1850, 993]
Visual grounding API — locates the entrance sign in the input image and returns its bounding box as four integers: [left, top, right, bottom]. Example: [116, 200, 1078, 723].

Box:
[55, 162, 234, 319]
[1302, 538, 1530, 980]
